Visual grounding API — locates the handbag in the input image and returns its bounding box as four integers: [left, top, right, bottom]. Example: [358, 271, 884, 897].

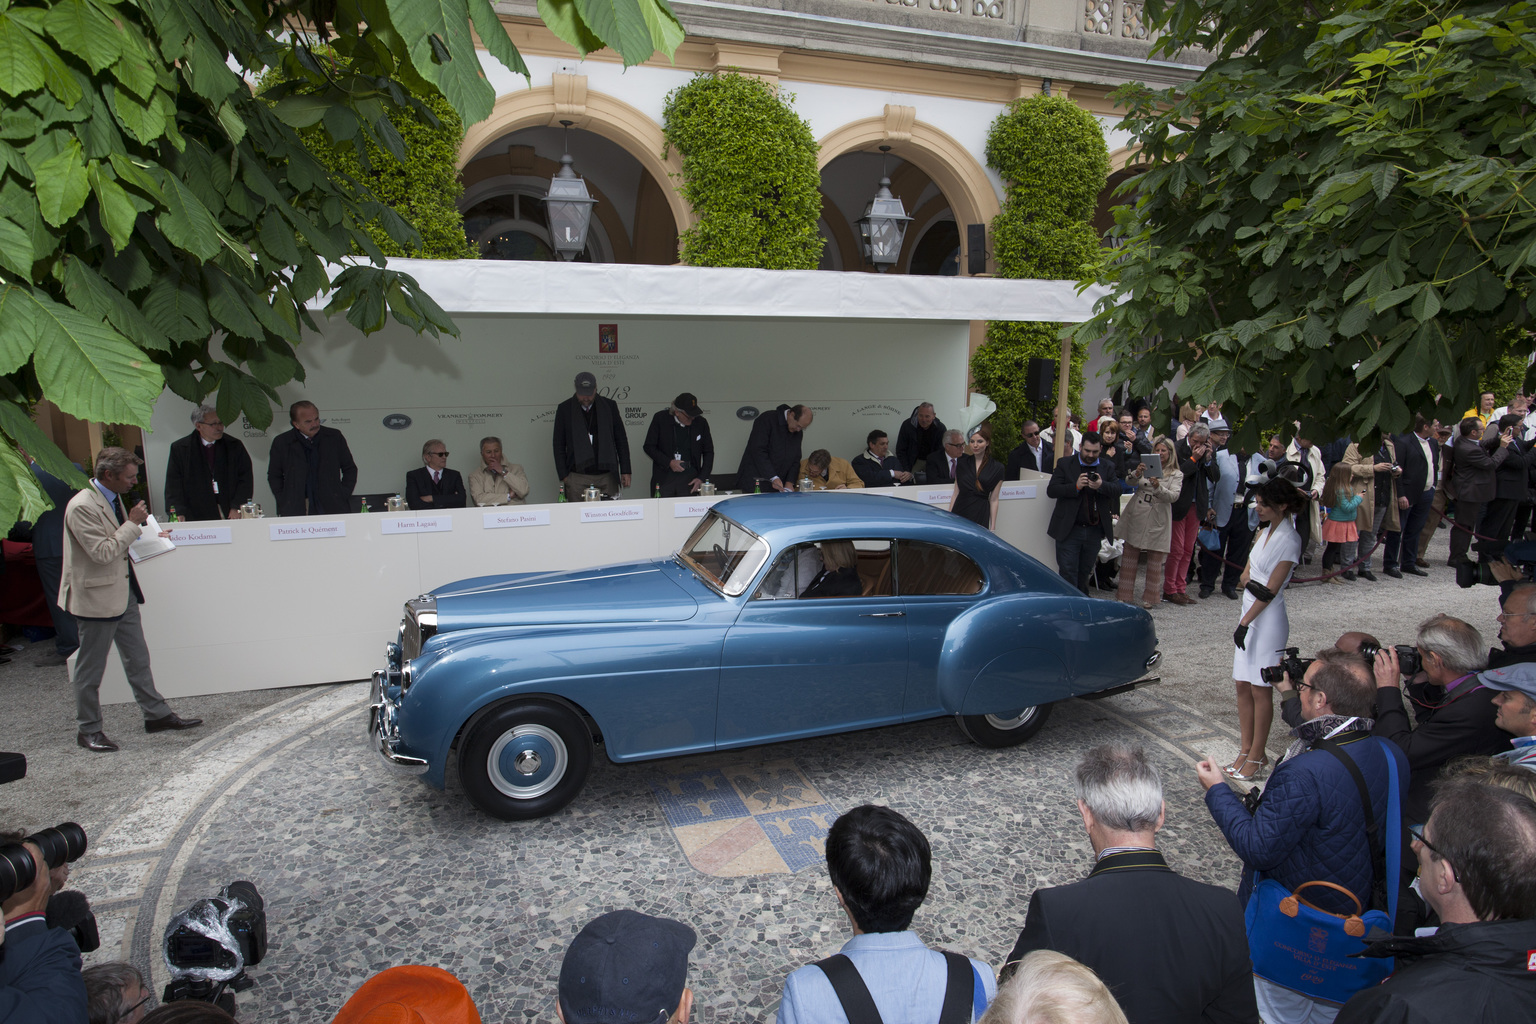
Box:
[1197, 525, 1222, 551]
[1244, 737, 1401, 1005]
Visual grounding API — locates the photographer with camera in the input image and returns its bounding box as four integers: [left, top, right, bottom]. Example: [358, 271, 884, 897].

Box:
[1198, 649, 1409, 1022]
[1371, 617, 1507, 825]
[1046, 432, 1120, 595]
[1, 831, 88, 1024]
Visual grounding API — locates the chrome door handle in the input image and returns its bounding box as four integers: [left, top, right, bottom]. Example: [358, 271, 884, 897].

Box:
[860, 612, 905, 617]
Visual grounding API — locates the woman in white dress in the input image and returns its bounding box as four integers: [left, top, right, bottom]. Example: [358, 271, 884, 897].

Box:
[1227, 477, 1307, 781]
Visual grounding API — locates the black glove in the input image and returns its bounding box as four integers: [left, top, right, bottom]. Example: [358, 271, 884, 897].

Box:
[1234, 624, 1249, 650]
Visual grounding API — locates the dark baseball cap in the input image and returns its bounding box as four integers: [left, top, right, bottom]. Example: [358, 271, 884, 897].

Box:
[558, 910, 696, 1024]
[673, 393, 703, 418]
[574, 372, 597, 396]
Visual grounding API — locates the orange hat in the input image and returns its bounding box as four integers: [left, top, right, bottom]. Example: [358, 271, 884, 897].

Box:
[332, 965, 482, 1024]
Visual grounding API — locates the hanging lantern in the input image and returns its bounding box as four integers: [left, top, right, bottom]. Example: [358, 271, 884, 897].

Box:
[855, 146, 912, 273]
[544, 121, 596, 262]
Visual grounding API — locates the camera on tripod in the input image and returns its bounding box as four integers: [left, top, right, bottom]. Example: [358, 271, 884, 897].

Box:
[163, 880, 268, 1016]
[1260, 648, 1314, 686]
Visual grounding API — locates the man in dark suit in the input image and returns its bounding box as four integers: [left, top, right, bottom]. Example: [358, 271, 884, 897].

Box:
[852, 430, 913, 487]
[553, 372, 632, 501]
[737, 404, 813, 492]
[642, 393, 714, 497]
[163, 405, 254, 521]
[1003, 743, 1257, 1024]
[923, 430, 965, 483]
[1392, 413, 1441, 576]
[405, 439, 466, 510]
[1046, 431, 1119, 594]
[267, 401, 358, 516]
[1005, 420, 1054, 479]
[17, 450, 80, 665]
[0, 835, 88, 1022]
[895, 402, 946, 473]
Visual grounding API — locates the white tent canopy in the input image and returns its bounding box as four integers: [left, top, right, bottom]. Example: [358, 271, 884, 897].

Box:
[357, 258, 1110, 321]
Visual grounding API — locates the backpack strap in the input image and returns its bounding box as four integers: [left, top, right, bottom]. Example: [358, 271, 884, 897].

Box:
[814, 955, 883, 1024]
[1314, 737, 1383, 891]
[938, 951, 972, 1024]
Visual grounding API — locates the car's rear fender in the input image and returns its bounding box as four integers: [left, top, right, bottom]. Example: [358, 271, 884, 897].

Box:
[934, 594, 1098, 714]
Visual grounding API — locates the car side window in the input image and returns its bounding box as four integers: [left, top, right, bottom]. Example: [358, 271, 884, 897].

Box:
[753, 544, 823, 600]
[896, 540, 985, 596]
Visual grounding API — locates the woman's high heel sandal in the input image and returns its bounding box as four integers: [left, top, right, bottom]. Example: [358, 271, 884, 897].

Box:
[1226, 757, 1269, 782]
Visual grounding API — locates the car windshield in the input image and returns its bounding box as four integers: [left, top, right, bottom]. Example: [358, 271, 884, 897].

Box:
[677, 511, 771, 596]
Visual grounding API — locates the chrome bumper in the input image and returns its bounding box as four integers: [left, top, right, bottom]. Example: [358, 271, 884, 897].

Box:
[368, 671, 430, 776]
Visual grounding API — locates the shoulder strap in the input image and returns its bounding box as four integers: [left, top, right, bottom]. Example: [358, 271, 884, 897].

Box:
[1379, 738, 1403, 925]
[814, 955, 883, 1024]
[1314, 738, 1382, 885]
[938, 951, 971, 1024]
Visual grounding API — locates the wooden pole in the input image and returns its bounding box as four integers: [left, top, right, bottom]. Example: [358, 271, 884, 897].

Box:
[1052, 332, 1072, 460]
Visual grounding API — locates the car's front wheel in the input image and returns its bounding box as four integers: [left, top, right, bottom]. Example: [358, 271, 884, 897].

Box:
[956, 704, 1054, 748]
[458, 701, 593, 820]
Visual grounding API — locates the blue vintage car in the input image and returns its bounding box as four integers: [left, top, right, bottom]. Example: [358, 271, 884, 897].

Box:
[368, 493, 1159, 819]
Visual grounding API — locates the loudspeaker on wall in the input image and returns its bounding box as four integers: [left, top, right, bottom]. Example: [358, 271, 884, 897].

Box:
[1025, 358, 1056, 404]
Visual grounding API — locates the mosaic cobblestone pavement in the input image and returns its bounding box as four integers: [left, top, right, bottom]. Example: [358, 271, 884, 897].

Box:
[66, 678, 1252, 1023]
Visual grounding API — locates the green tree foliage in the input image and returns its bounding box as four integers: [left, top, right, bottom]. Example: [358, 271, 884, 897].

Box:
[269, 55, 477, 260]
[1076, 0, 1536, 453]
[0, 0, 683, 531]
[662, 72, 823, 269]
[1478, 346, 1531, 408]
[976, 95, 1107, 461]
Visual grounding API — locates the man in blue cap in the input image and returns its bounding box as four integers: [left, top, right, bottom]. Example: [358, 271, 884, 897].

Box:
[1481, 663, 1536, 769]
[557, 910, 696, 1024]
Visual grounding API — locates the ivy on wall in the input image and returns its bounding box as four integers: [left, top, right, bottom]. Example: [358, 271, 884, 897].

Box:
[262, 55, 477, 260]
[662, 72, 823, 269]
[975, 95, 1109, 462]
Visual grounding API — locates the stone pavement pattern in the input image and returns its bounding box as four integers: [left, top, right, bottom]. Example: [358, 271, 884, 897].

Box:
[0, 530, 1499, 1021]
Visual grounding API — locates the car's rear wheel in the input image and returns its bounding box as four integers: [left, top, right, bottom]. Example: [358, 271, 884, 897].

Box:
[956, 703, 1054, 748]
[458, 701, 592, 820]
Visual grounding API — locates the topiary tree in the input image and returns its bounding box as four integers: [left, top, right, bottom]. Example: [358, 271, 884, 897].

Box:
[662, 72, 823, 269]
[259, 53, 476, 259]
[975, 95, 1109, 463]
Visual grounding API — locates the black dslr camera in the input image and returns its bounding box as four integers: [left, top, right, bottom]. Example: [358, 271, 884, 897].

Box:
[163, 880, 268, 1016]
[1359, 641, 1422, 677]
[0, 822, 87, 903]
[1260, 648, 1314, 686]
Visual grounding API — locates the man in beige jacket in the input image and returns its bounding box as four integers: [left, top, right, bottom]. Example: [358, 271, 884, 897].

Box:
[61, 447, 201, 752]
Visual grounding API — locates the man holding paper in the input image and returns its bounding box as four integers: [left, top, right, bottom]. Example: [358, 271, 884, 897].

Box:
[60, 447, 202, 753]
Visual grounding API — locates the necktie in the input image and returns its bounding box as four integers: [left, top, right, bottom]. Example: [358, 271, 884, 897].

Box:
[112, 496, 125, 525]
[950, 457, 957, 479]
[432, 470, 440, 486]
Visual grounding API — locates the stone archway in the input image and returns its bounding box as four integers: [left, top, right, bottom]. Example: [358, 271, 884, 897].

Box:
[459, 77, 694, 235]
[817, 107, 1001, 275]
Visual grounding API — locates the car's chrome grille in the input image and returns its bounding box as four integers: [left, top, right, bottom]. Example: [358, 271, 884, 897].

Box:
[401, 594, 437, 663]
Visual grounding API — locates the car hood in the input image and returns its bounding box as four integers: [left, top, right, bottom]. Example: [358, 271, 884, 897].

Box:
[430, 560, 699, 631]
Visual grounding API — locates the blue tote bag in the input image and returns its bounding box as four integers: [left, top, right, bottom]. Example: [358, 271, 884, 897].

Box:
[1243, 737, 1402, 1005]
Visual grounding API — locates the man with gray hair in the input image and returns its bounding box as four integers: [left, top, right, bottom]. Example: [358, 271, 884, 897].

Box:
[82, 962, 152, 1024]
[61, 448, 201, 752]
[1001, 743, 1256, 1024]
[163, 404, 253, 520]
[1372, 615, 1508, 823]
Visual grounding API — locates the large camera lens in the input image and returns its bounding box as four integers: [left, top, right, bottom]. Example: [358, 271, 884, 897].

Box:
[0, 844, 36, 904]
[30, 823, 87, 868]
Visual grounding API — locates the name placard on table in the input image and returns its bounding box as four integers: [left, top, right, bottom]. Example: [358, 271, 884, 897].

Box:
[269, 521, 347, 541]
[165, 525, 232, 546]
[1000, 484, 1038, 500]
[381, 516, 453, 534]
[483, 509, 551, 529]
[672, 498, 723, 518]
[580, 504, 645, 523]
[913, 487, 954, 506]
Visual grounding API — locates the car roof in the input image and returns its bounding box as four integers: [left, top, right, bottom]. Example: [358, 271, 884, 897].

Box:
[711, 491, 956, 533]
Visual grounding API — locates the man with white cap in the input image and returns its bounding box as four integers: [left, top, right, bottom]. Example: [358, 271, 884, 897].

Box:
[1481, 663, 1536, 769]
[558, 910, 696, 1024]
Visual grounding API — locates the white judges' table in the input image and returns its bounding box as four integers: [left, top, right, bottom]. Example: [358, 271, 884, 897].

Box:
[99, 477, 1055, 701]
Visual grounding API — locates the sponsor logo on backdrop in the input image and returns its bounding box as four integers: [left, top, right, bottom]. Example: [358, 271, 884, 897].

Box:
[530, 408, 558, 424]
[854, 404, 906, 418]
[737, 406, 759, 420]
[436, 411, 505, 427]
[624, 405, 647, 423]
[321, 417, 350, 426]
[382, 413, 412, 430]
[598, 323, 618, 353]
